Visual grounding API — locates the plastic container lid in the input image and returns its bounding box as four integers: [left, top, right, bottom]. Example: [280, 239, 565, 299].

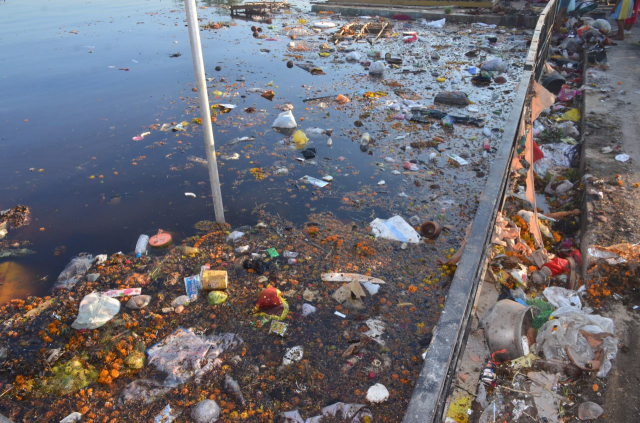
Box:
[149, 230, 173, 248]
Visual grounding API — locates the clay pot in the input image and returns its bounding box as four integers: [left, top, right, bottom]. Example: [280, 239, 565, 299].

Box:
[420, 221, 441, 239]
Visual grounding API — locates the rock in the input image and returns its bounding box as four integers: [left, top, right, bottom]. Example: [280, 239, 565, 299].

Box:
[191, 399, 221, 423]
[366, 383, 389, 403]
[125, 295, 151, 310]
[578, 402, 603, 420]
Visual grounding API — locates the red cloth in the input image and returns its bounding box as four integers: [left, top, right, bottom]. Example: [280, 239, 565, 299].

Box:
[625, 0, 640, 25]
[543, 257, 570, 276]
[256, 286, 283, 308]
[532, 141, 544, 162]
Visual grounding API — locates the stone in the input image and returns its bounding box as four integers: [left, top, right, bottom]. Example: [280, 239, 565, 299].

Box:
[191, 400, 221, 423]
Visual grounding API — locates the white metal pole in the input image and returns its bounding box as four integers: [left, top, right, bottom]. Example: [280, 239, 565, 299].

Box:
[184, 0, 225, 223]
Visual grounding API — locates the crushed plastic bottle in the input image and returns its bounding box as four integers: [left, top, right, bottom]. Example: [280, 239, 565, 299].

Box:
[441, 115, 455, 128]
[135, 235, 150, 258]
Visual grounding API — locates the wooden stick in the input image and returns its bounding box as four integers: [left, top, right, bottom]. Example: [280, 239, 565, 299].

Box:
[374, 22, 388, 41]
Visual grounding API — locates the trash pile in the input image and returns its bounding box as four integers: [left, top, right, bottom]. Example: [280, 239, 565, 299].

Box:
[0, 206, 33, 258]
[0, 211, 461, 422]
[452, 11, 632, 423]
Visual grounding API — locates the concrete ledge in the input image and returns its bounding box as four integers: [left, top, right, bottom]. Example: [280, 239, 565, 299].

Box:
[311, 3, 539, 28]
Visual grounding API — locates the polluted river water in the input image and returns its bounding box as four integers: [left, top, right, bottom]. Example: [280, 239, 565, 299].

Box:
[0, 0, 532, 421]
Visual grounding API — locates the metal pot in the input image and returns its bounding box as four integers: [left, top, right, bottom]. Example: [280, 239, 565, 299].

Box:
[479, 299, 540, 362]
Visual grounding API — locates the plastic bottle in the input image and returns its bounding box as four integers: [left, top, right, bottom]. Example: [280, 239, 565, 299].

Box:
[283, 251, 299, 258]
[135, 234, 150, 258]
[360, 133, 371, 146]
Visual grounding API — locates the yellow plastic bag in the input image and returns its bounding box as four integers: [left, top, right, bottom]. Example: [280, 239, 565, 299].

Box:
[558, 108, 581, 122]
[293, 130, 309, 145]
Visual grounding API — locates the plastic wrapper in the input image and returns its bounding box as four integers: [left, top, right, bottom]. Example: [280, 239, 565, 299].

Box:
[55, 255, 94, 290]
[146, 328, 242, 387]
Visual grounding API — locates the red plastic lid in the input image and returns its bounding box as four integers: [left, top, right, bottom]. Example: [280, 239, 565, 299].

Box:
[149, 230, 172, 247]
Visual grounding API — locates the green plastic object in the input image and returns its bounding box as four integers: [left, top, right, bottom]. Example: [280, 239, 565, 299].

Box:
[528, 298, 553, 329]
[208, 290, 228, 305]
[266, 247, 280, 258]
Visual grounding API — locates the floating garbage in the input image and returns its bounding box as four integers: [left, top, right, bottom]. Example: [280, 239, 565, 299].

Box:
[71, 292, 121, 330]
[366, 383, 389, 403]
[370, 216, 421, 243]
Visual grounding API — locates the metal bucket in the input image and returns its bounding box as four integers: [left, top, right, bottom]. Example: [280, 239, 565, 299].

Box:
[479, 299, 540, 362]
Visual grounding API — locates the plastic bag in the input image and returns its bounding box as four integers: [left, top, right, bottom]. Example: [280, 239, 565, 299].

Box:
[292, 130, 309, 145]
[425, 18, 446, 28]
[369, 61, 385, 75]
[272, 110, 297, 129]
[55, 255, 94, 290]
[481, 57, 505, 73]
[370, 215, 421, 243]
[281, 403, 373, 423]
[558, 108, 581, 122]
[543, 286, 584, 310]
[536, 309, 616, 377]
[71, 292, 121, 330]
[591, 19, 611, 34]
[146, 328, 242, 387]
[345, 51, 361, 61]
[191, 400, 221, 423]
[567, 0, 576, 13]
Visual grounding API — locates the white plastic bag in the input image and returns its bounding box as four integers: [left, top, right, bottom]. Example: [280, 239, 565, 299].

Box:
[369, 61, 385, 75]
[543, 286, 584, 310]
[71, 292, 120, 330]
[425, 18, 446, 28]
[370, 215, 421, 243]
[345, 51, 361, 61]
[481, 57, 505, 73]
[272, 110, 297, 129]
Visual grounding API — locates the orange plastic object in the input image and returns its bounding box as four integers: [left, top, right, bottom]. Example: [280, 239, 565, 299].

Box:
[149, 230, 172, 248]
